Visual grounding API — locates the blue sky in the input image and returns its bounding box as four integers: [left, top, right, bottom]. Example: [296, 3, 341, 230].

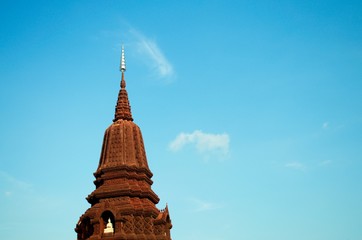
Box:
[1, 1, 362, 239]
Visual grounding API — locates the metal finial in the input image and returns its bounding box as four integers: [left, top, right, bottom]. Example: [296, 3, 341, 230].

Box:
[120, 45, 126, 72]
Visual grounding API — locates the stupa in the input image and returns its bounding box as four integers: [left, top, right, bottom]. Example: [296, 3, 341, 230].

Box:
[75, 46, 172, 240]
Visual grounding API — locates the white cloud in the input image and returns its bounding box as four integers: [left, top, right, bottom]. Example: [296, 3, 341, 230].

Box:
[169, 130, 230, 157]
[0, 170, 33, 195]
[129, 29, 174, 80]
[319, 160, 332, 166]
[188, 197, 223, 212]
[4, 191, 12, 197]
[285, 161, 306, 171]
[94, 25, 175, 82]
[321, 121, 346, 132]
[0, 170, 64, 210]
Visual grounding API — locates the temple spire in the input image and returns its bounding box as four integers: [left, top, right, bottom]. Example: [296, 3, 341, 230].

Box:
[76, 47, 172, 240]
[114, 45, 133, 122]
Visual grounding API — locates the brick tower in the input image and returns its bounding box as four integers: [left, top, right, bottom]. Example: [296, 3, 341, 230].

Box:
[75, 46, 172, 240]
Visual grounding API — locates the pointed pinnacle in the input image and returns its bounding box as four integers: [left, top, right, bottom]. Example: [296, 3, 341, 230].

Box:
[120, 45, 126, 72]
[114, 45, 133, 122]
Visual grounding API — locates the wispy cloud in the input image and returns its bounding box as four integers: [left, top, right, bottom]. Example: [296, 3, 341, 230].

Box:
[0, 170, 33, 197]
[4, 191, 12, 197]
[285, 161, 306, 171]
[0, 170, 65, 212]
[129, 29, 175, 81]
[188, 197, 223, 212]
[319, 160, 332, 166]
[321, 121, 346, 132]
[93, 24, 175, 82]
[169, 130, 230, 158]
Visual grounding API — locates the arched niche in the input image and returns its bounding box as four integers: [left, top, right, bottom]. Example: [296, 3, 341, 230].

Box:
[100, 210, 115, 235]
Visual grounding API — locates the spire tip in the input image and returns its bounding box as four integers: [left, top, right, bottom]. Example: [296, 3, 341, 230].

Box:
[120, 45, 126, 72]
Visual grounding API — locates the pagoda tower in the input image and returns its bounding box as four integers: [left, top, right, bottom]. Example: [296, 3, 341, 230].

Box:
[75, 46, 172, 240]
